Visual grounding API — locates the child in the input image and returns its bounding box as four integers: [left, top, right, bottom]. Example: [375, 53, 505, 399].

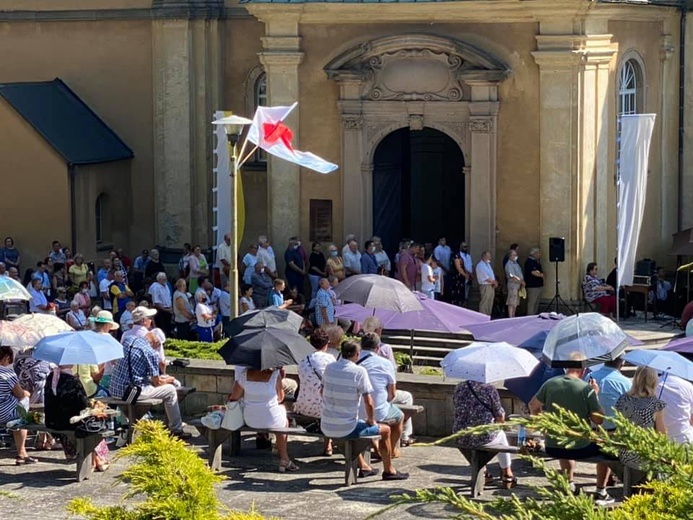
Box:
[431, 256, 444, 300]
[119, 300, 136, 331]
[270, 279, 292, 309]
[420, 253, 437, 299]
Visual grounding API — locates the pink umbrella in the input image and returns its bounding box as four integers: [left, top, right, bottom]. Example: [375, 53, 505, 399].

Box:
[335, 292, 489, 333]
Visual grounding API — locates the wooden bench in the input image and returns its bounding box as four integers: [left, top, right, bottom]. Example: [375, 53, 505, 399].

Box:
[198, 423, 378, 486]
[101, 397, 163, 444]
[8, 423, 113, 481]
[458, 444, 645, 498]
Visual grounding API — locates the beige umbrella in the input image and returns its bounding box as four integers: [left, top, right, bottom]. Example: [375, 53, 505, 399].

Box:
[1, 313, 74, 349]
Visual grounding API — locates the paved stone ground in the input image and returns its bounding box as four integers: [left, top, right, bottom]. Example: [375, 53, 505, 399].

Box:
[0, 429, 623, 520]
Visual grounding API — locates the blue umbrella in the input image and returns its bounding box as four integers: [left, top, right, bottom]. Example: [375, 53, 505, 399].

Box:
[504, 362, 564, 404]
[32, 331, 124, 365]
[624, 350, 693, 381]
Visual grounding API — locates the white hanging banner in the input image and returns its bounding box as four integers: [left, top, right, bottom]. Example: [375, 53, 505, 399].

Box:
[617, 114, 656, 287]
[213, 111, 232, 250]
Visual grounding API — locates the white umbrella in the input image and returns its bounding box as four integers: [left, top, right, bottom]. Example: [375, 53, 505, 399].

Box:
[542, 312, 628, 368]
[332, 274, 423, 313]
[0, 314, 73, 349]
[0, 276, 31, 301]
[440, 342, 540, 383]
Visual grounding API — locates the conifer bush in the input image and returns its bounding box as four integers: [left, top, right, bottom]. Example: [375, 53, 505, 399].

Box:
[375, 407, 693, 519]
[67, 421, 274, 520]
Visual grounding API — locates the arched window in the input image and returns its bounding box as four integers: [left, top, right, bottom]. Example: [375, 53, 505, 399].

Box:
[617, 57, 644, 177]
[254, 73, 267, 163]
[618, 59, 643, 116]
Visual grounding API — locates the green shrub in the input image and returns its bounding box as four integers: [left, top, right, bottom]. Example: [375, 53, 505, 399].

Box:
[67, 421, 275, 520]
[165, 338, 225, 360]
[418, 367, 442, 376]
[374, 407, 693, 520]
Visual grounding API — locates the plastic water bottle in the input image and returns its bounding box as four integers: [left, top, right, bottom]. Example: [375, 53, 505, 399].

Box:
[518, 425, 526, 446]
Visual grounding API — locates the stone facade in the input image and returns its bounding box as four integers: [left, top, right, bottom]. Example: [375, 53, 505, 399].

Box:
[0, 0, 684, 301]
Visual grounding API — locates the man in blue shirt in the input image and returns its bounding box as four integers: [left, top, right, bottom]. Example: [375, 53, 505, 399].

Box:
[109, 334, 190, 439]
[589, 357, 631, 431]
[360, 240, 379, 275]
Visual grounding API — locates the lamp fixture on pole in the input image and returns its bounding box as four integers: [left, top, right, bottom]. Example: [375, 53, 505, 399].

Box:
[212, 114, 252, 318]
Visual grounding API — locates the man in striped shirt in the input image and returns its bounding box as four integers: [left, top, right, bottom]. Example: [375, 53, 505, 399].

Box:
[321, 340, 409, 481]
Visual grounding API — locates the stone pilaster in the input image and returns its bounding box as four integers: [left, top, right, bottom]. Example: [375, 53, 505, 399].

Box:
[532, 32, 616, 300]
[152, 3, 223, 247]
[467, 81, 499, 258]
[258, 15, 304, 265]
[659, 30, 678, 248]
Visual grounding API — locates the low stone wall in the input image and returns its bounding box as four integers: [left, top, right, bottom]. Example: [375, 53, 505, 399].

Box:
[168, 360, 525, 438]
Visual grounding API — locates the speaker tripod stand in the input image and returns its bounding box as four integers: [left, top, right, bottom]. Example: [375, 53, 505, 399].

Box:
[544, 260, 574, 315]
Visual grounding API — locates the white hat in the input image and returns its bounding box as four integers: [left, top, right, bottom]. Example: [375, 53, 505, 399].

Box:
[92, 310, 120, 330]
[132, 306, 157, 323]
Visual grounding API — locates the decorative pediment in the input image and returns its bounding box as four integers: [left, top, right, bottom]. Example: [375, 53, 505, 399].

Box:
[325, 34, 510, 102]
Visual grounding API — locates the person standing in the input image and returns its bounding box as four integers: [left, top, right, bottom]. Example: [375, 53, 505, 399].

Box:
[109, 271, 134, 322]
[504, 250, 524, 318]
[251, 262, 273, 309]
[315, 278, 335, 328]
[144, 249, 165, 280]
[656, 373, 693, 444]
[360, 240, 379, 275]
[502, 243, 519, 269]
[459, 242, 474, 302]
[475, 251, 497, 316]
[149, 272, 173, 336]
[257, 236, 277, 278]
[216, 234, 232, 288]
[524, 247, 544, 315]
[308, 242, 327, 298]
[450, 242, 470, 307]
[372, 237, 391, 276]
[48, 241, 67, 264]
[0, 237, 21, 272]
[241, 243, 259, 286]
[420, 253, 436, 299]
[397, 243, 418, 291]
[187, 246, 209, 293]
[284, 237, 306, 295]
[434, 237, 451, 299]
[326, 244, 346, 281]
[172, 278, 195, 340]
[343, 240, 362, 277]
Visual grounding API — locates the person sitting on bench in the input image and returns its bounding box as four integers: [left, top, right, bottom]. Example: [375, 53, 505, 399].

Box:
[321, 340, 409, 481]
[227, 366, 298, 473]
[452, 379, 516, 489]
[0, 346, 33, 465]
[109, 334, 190, 440]
[529, 352, 610, 503]
[45, 365, 110, 471]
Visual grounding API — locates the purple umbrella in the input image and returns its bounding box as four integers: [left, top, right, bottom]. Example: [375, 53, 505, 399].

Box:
[335, 292, 489, 333]
[661, 336, 693, 358]
[466, 313, 644, 350]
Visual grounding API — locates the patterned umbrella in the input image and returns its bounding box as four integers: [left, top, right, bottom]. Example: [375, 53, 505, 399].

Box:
[1, 313, 74, 349]
[440, 342, 540, 383]
[0, 276, 31, 301]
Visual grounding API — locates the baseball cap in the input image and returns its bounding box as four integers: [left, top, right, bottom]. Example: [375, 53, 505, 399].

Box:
[132, 306, 157, 323]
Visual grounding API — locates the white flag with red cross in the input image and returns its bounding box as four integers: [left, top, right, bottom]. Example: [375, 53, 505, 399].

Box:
[246, 102, 338, 174]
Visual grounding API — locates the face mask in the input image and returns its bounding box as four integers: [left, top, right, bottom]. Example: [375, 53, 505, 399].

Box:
[369, 247, 375, 254]
[81, 289, 88, 294]
[296, 241, 301, 247]
[330, 251, 338, 257]
[294, 244, 300, 250]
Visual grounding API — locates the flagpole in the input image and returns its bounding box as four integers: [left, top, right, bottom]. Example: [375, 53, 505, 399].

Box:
[237, 145, 259, 169]
[235, 134, 250, 170]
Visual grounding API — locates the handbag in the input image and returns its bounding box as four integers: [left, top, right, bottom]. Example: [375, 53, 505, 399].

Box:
[221, 400, 245, 431]
[122, 343, 142, 405]
[519, 287, 527, 300]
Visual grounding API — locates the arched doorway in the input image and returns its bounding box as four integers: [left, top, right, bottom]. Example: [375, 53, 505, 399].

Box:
[372, 127, 464, 256]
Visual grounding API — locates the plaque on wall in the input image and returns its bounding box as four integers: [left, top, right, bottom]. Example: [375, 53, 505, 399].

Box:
[310, 199, 333, 243]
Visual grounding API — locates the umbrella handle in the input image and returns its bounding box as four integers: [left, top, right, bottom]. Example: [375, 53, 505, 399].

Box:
[658, 371, 669, 399]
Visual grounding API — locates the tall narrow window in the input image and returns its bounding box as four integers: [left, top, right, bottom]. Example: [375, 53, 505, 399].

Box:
[254, 73, 267, 163]
[617, 58, 644, 177]
[95, 194, 105, 244]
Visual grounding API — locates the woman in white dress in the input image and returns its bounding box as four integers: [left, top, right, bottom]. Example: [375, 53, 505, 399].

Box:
[228, 367, 298, 472]
[294, 329, 336, 455]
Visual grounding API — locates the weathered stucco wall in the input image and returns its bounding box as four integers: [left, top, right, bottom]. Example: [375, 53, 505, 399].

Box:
[0, 19, 154, 259]
[0, 99, 70, 268]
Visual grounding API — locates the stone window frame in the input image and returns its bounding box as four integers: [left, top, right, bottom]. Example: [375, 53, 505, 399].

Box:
[243, 65, 268, 165]
[616, 51, 646, 179]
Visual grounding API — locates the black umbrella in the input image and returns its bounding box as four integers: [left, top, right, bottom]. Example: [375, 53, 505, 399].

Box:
[218, 328, 314, 370]
[225, 308, 303, 337]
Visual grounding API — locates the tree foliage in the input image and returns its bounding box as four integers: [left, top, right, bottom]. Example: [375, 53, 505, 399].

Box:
[376, 407, 693, 519]
[67, 421, 274, 520]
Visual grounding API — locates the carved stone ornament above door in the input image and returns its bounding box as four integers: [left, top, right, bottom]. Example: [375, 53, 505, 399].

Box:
[325, 34, 510, 102]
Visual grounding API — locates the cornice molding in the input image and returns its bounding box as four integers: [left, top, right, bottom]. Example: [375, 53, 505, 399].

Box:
[0, 5, 250, 21]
